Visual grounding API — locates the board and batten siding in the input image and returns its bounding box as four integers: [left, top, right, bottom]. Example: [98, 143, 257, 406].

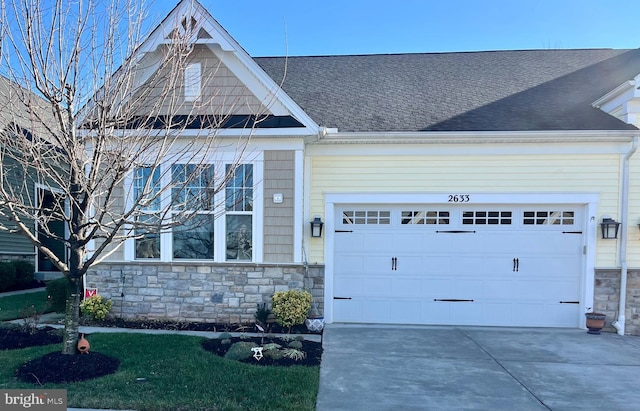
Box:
[309, 153, 624, 266]
[263, 150, 295, 262]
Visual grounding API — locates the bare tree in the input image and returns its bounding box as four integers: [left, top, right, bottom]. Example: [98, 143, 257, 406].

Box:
[0, 0, 263, 354]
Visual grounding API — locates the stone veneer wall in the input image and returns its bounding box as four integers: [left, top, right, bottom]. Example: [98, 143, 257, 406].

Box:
[85, 262, 324, 324]
[594, 269, 640, 335]
[0, 254, 35, 264]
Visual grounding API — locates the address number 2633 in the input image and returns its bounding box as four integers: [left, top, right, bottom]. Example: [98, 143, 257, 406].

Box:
[448, 195, 470, 203]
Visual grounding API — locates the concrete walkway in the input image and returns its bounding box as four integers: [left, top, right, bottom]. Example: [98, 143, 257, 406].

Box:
[316, 324, 640, 411]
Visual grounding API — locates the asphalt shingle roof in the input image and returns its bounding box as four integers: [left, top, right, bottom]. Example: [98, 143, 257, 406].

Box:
[255, 49, 640, 132]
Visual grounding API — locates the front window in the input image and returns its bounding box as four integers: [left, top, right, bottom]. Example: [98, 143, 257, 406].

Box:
[171, 164, 215, 260]
[225, 164, 253, 261]
[131, 162, 255, 262]
[134, 167, 161, 259]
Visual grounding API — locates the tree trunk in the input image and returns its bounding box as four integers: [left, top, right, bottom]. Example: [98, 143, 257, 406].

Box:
[62, 276, 82, 355]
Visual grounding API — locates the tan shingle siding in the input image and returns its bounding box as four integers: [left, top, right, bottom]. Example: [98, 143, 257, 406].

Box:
[263, 150, 294, 263]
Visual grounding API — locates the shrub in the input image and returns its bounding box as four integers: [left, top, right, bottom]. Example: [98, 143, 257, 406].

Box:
[46, 278, 68, 313]
[282, 348, 306, 361]
[254, 303, 271, 325]
[218, 332, 232, 340]
[271, 290, 312, 328]
[288, 340, 303, 349]
[224, 342, 257, 361]
[0, 262, 17, 292]
[12, 260, 35, 288]
[80, 295, 113, 320]
[265, 348, 285, 360]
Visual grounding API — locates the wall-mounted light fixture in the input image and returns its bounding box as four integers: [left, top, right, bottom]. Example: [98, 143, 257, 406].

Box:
[310, 216, 324, 238]
[601, 216, 620, 239]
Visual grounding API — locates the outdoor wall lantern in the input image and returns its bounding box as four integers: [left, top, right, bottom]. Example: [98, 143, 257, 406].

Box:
[310, 216, 324, 238]
[601, 216, 620, 239]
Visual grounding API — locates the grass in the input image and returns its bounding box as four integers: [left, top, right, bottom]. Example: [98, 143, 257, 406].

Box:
[0, 333, 320, 411]
[0, 291, 52, 321]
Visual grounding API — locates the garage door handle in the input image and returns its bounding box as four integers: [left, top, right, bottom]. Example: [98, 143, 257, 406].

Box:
[513, 258, 519, 272]
[392, 257, 397, 270]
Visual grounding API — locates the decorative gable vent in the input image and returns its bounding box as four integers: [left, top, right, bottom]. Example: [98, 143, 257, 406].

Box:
[184, 63, 201, 102]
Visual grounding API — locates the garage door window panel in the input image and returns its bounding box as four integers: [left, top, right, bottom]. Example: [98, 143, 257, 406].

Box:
[342, 210, 390, 225]
[401, 210, 450, 225]
[523, 211, 575, 225]
[463, 211, 512, 225]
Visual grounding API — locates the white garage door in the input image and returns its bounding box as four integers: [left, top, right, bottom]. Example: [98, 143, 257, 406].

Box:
[333, 205, 584, 327]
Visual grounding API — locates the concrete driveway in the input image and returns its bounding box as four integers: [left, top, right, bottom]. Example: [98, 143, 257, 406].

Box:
[316, 324, 640, 411]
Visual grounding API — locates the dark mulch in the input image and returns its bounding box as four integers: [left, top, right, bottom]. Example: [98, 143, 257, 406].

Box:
[202, 336, 322, 367]
[84, 317, 316, 334]
[0, 326, 63, 350]
[16, 351, 120, 384]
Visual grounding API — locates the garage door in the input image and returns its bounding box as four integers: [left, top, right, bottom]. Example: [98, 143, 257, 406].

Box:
[333, 205, 584, 327]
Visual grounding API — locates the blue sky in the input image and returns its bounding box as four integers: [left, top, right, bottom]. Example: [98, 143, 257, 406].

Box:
[149, 0, 640, 57]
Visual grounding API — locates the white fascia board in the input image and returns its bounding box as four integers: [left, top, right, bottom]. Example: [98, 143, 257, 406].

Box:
[317, 129, 639, 145]
[77, 127, 314, 139]
[592, 80, 636, 109]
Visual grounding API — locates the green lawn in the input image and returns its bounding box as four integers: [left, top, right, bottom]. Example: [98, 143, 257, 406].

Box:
[0, 333, 320, 411]
[0, 291, 52, 321]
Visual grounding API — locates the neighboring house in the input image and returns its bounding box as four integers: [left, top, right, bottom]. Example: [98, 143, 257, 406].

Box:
[0, 76, 66, 278]
[86, 0, 640, 335]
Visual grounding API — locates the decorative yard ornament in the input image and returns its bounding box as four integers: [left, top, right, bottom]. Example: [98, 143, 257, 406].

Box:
[251, 347, 264, 361]
[77, 334, 90, 354]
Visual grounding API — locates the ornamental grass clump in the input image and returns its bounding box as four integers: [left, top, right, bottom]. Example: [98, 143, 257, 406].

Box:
[271, 290, 312, 328]
[80, 295, 113, 320]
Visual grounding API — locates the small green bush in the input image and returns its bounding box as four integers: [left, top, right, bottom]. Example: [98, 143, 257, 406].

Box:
[265, 348, 285, 360]
[80, 295, 113, 320]
[271, 290, 312, 328]
[12, 260, 35, 288]
[224, 342, 257, 361]
[288, 340, 303, 349]
[263, 343, 282, 351]
[218, 332, 232, 340]
[46, 278, 68, 313]
[282, 348, 306, 361]
[0, 262, 17, 292]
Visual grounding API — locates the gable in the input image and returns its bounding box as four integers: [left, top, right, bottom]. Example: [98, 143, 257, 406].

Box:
[104, 0, 317, 134]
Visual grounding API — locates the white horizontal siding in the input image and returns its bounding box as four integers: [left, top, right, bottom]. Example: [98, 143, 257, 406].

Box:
[310, 153, 623, 266]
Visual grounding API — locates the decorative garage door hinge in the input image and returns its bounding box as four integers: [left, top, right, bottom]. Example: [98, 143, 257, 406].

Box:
[335, 230, 353, 233]
[434, 299, 474, 302]
[436, 230, 476, 233]
[333, 296, 352, 300]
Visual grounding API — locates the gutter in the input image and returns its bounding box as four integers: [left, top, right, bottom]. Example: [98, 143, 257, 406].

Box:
[612, 135, 639, 335]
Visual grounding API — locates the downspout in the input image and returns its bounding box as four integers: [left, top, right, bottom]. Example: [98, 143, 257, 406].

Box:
[612, 136, 638, 335]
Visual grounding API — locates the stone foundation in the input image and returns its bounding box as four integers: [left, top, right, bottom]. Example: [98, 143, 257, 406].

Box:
[85, 262, 324, 324]
[594, 269, 640, 335]
[0, 254, 35, 264]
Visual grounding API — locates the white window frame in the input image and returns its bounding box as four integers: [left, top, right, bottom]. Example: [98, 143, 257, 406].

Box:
[124, 154, 263, 263]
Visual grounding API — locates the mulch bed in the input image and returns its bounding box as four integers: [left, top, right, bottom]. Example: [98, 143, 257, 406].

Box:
[16, 351, 120, 384]
[201, 336, 322, 367]
[0, 326, 63, 349]
[83, 317, 316, 334]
